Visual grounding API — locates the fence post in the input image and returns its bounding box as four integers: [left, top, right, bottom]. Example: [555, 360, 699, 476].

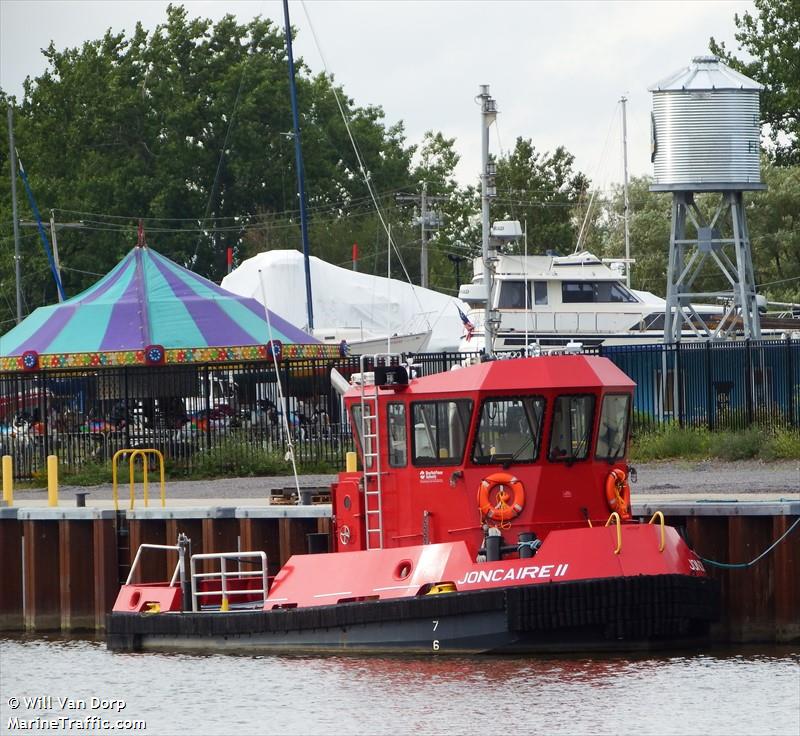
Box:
[744, 338, 754, 427]
[42, 375, 51, 463]
[705, 341, 714, 432]
[123, 367, 131, 450]
[787, 335, 796, 428]
[204, 365, 212, 454]
[675, 342, 684, 428]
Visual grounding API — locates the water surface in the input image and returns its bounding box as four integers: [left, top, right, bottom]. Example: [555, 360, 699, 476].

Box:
[1, 637, 797, 735]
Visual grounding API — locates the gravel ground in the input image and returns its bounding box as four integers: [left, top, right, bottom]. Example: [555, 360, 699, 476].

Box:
[9, 460, 798, 502]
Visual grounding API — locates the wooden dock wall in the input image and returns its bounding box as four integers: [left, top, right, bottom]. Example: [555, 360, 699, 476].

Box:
[0, 502, 797, 643]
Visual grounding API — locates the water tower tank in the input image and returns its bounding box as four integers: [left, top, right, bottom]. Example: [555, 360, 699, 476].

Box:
[649, 56, 763, 191]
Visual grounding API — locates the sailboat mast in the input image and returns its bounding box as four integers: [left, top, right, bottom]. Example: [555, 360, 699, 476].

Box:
[283, 0, 314, 330]
[621, 95, 631, 288]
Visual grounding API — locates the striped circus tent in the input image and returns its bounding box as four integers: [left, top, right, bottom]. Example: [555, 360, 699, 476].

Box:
[0, 245, 317, 361]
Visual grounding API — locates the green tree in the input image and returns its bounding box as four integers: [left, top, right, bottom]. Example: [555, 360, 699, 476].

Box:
[710, 0, 800, 165]
[493, 138, 590, 255]
[599, 167, 800, 303]
[747, 161, 800, 303]
[0, 4, 417, 327]
[599, 176, 671, 296]
[407, 131, 476, 294]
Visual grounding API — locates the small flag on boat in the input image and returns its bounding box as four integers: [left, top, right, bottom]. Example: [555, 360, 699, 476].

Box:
[457, 306, 475, 341]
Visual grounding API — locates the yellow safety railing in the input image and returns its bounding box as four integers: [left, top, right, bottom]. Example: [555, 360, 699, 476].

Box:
[648, 510, 666, 552]
[112, 448, 166, 512]
[605, 512, 622, 555]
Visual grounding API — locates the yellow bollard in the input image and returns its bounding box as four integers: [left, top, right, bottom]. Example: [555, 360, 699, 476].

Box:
[2, 455, 13, 505]
[47, 454, 59, 507]
[345, 451, 357, 473]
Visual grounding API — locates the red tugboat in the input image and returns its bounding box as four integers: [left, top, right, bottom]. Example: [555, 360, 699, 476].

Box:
[108, 354, 718, 654]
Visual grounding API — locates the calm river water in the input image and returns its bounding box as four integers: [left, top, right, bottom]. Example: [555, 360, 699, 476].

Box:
[1, 637, 798, 736]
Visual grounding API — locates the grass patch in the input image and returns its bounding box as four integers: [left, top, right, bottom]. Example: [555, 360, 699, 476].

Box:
[762, 428, 800, 461]
[631, 423, 800, 463]
[630, 425, 710, 461]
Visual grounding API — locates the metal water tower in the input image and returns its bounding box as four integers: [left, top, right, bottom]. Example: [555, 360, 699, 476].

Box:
[649, 55, 764, 342]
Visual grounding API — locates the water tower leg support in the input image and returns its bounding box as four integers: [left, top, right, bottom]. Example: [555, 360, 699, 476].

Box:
[730, 192, 761, 339]
[664, 193, 689, 343]
[663, 190, 761, 343]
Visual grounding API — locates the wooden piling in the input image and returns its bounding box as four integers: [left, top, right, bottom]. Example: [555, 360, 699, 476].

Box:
[772, 514, 800, 642]
[22, 516, 61, 631]
[127, 518, 168, 584]
[93, 515, 119, 630]
[0, 508, 23, 630]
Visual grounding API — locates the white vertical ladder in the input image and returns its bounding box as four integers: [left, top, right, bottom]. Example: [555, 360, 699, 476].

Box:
[359, 354, 388, 550]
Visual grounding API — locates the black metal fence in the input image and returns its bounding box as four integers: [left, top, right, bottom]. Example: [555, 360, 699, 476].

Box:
[1, 338, 797, 480]
[589, 337, 799, 433]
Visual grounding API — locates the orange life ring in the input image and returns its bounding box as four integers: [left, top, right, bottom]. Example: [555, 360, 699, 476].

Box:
[478, 472, 525, 521]
[605, 468, 632, 521]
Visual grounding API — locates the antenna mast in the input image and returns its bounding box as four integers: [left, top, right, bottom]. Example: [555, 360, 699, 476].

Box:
[478, 85, 498, 355]
[621, 96, 631, 288]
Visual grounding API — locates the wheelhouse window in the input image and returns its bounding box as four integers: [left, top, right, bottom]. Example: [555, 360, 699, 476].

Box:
[595, 394, 630, 461]
[472, 396, 545, 465]
[412, 400, 472, 466]
[561, 281, 637, 303]
[549, 395, 595, 462]
[498, 281, 548, 308]
[387, 403, 407, 467]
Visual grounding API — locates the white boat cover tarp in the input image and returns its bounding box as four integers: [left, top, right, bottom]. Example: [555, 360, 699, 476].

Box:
[221, 250, 470, 352]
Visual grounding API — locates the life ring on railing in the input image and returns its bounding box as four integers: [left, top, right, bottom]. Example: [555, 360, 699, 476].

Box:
[478, 473, 525, 522]
[605, 469, 632, 521]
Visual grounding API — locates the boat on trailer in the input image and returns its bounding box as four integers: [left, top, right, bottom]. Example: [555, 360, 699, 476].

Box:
[107, 353, 718, 654]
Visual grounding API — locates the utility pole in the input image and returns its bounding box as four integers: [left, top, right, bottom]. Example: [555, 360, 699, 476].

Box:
[20, 218, 85, 303]
[621, 96, 631, 287]
[420, 181, 428, 288]
[49, 212, 64, 302]
[478, 84, 498, 355]
[7, 106, 22, 323]
[395, 185, 446, 287]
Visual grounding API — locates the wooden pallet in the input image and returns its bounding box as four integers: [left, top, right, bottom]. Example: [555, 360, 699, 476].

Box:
[269, 487, 331, 505]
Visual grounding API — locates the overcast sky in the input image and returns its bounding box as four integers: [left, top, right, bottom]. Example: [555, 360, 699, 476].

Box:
[1, 0, 755, 191]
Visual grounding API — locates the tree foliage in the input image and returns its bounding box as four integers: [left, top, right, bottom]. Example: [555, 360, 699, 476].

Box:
[710, 0, 800, 165]
[2, 2, 796, 337]
[493, 138, 590, 254]
[598, 166, 800, 303]
[0, 5, 420, 325]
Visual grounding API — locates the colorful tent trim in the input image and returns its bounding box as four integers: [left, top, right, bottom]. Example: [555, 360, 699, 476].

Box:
[0, 342, 339, 372]
[1, 246, 324, 369]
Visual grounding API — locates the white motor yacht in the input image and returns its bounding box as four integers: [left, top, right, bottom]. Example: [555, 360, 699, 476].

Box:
[457, 251, 727, 351]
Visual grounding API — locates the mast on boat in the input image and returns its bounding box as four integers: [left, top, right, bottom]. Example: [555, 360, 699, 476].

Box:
[282, 0, 314, 331]
[620, 96, 631, 288]
[478, 85, 498, 356]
